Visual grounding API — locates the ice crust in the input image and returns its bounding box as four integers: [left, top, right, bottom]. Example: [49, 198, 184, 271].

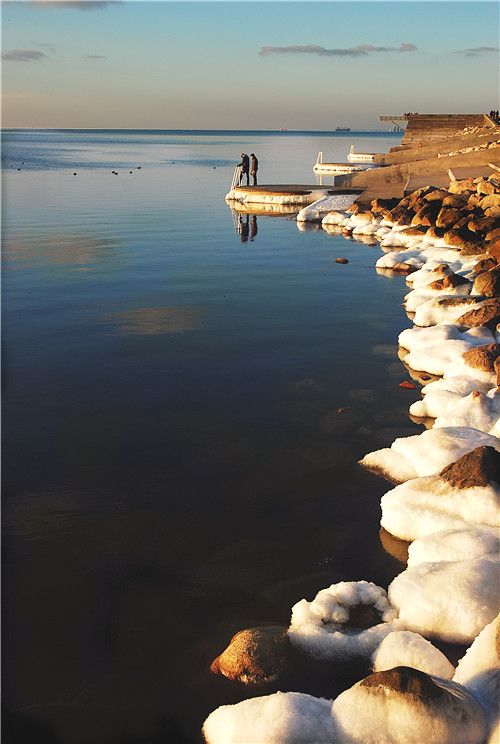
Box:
[202, 691, 335, 744]
[407, 528, 500, 565]
[330, 673, 487, 744]
[380, 476, 500, 541]
[372, 630, 455, 678]
[388, 556, 500, 643]
[288, 581, 399, 660]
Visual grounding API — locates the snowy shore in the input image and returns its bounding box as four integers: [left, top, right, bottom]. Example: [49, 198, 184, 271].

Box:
[204, 169, 500, 743]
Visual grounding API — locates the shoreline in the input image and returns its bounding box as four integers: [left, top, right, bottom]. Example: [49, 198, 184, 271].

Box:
[204, 119, 500, 743]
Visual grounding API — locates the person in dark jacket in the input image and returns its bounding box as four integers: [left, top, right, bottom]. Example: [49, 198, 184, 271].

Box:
[250, 153, 258, 186]
[238, 153, 250, 186]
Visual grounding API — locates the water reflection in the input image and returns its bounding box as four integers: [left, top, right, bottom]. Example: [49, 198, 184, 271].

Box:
[2, 229, 121, 273]
[234, 213, 258, 243]
[102, 304, 203, 335]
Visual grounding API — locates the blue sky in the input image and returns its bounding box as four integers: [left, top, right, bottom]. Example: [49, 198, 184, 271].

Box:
[1, 0, 499, 129]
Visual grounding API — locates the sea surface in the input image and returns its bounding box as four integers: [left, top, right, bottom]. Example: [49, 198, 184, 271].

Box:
[2, 129, 423, 744]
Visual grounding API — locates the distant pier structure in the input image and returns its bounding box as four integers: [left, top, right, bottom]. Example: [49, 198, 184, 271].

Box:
[380, 114, 409, 132]
[381, 113, 497, 145]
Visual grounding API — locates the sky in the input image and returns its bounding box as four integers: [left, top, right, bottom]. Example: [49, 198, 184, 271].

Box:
[1, 0, 499, 130]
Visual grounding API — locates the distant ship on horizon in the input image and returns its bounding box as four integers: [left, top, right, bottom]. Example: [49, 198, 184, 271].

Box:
[335, 126, 350, 131]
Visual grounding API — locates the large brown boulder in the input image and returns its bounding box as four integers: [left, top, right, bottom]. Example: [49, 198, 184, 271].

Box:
[442, 194, 469, 209]
[436, 206, 462, 229]
[457, 298, 500, 328]
[449, 178, 476, 194]
[210, 626, 290, 684]
[440, 445, 500, 489]
[472, 257, 498, 274]
[487, 236, 500, 262]
[425, 225, 446, 241]
[423, 189, 449, 203]
[444, 227, 482, 248]
[387, 205, 413, 225]
[480, 194, 500, 210]
[477, 178, 500, 196]
[472, 268, 500, 297]
[468, 215, 500, 236]
[462, 343, 500, 374]
[371, 197, 400, 216]
[428, 273, 471, 291]
[411, 203, 440, 227]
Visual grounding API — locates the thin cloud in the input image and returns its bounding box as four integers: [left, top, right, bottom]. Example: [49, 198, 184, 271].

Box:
[1, 49, 46, 62]
[259, 43, 418, 57]
[28, 1, 118, 10]
[83, 54, 108, 59]
[456, 46, 499, 57]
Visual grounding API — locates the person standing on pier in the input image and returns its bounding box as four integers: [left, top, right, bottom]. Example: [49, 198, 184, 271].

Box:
[238, 153, 250, 186]
[250, 153, 258, 186]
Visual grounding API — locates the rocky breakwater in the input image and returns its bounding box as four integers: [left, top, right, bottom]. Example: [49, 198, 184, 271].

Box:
[202, 172, 500, 743]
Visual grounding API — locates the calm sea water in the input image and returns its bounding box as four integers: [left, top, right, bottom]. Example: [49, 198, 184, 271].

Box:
[2, 129, 422, 744]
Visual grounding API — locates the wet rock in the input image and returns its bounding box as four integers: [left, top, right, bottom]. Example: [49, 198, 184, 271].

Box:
[440, 445, 500, 488]
[392, 263, 418, 274]
[210, 625, 290, 684]
[335, 258, 349, 264]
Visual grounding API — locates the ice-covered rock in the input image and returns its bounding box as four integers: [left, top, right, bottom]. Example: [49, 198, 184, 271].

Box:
[330, 666, 487, 744]
[202, 691, 335, 744]
[454, 613, 500, 739]
[407, 528, 500, 566]
[410, 376, 495, 419]
[297, 194, 356, 222]
[372, 630, 455, 678]
[360, 426, 500, 484]
[413, 296, 485, 327]
[400, 325, 496, 377]
[288, 581, 399, 661]
[388, 556, 500, 643]
[380, 475, 500, 541]
[434, 389, 500, 435]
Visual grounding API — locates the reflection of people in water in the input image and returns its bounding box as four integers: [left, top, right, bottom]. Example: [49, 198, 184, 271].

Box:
[250, 215, 258, 241]
[239, 214, 249, 242]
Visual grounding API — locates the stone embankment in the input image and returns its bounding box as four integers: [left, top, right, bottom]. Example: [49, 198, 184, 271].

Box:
[203, 125, 500, 744]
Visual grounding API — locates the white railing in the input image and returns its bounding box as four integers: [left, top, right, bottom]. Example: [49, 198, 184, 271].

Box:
[230, 165, 241, 191]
